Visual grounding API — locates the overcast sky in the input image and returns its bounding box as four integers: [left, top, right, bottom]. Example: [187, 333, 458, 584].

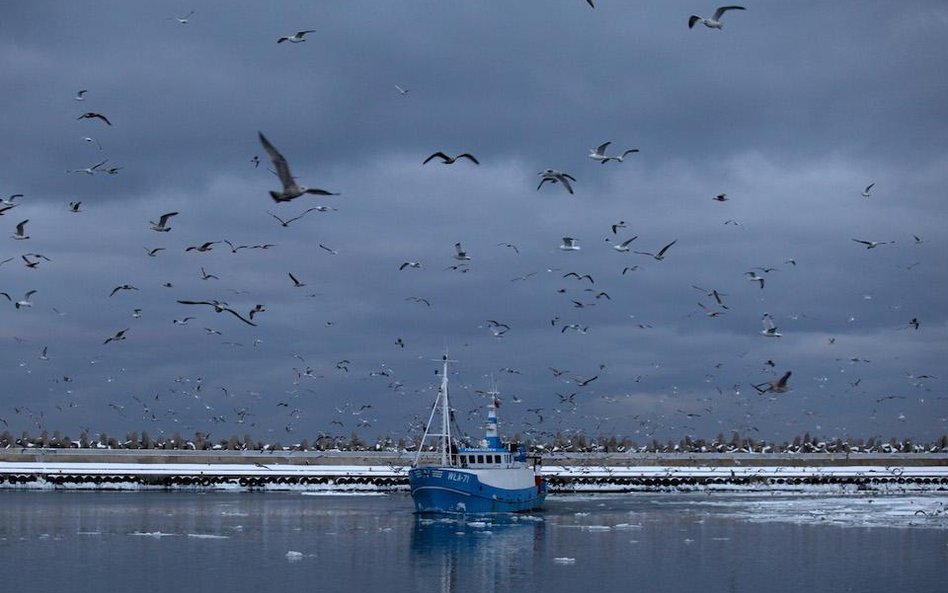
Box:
[1, 1, 946, 447]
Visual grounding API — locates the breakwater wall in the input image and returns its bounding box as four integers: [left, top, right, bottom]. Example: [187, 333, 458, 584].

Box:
[1, 449, 946, 493]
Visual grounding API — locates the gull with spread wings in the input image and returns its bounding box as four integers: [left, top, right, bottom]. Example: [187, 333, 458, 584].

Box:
[258, 132, 339, 203]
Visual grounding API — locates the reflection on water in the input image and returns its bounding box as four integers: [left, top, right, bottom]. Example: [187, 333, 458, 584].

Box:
[410, 514, 545, 593]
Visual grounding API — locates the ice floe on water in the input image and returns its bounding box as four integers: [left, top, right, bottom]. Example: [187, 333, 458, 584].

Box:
[130, 531, 176, 537]
[692, 494, 948, 529]
[552, 557, 576, 564]
[186, 533, 229, 539]
[285, 550, 317, 561]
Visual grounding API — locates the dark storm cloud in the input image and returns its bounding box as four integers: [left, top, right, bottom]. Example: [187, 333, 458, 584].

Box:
[0, 1, 945, 446]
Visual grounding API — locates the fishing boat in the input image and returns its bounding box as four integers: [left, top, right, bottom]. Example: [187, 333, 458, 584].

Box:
[409, 356, 547, 514]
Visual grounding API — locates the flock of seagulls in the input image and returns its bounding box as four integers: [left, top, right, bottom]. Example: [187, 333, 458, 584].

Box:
[0, 4, 939, 450]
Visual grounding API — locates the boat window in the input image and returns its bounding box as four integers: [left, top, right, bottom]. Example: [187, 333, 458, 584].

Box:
[476, 455, 484, 464]
[493, 455, 500, 464]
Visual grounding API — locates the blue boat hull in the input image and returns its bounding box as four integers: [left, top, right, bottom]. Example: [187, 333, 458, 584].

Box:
[409, 467, 546, 514]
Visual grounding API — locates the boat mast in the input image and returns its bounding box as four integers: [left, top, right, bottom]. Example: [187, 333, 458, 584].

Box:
[413, 354, 456, 467]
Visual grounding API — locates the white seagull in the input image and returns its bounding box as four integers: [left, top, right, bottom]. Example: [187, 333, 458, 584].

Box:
[13, 290, 37, 309]
[588, 142, 639, 164]
[612, 236, 638, 252]
[150, 212, 179, 232]
[688, 6, 745, 29]
[852, 238, 890, 249]
[745, 271, 765, 289]
[453, 242, 471, 260]
[172, 10, 194, 24]
[74, 89, 88, 101]
[258, 132, 338, 202]
[559, 237, 581, 251]
[537, 169, 577, 194]
[394, 84, 410, 96]
[67, 158, 108, 175]
[760, 313, 782, 338]
[861, 183, 875, 198]
[278, 30, 315, 43]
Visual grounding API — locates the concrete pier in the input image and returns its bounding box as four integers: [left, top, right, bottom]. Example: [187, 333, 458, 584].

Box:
[1, 449, 946, 493]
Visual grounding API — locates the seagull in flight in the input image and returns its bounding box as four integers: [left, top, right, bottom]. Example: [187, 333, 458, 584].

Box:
[423, 151, 480, 165]
[760, 313, 782, 338]
[186, 241, 220, 253]
[588, 142, 639, 164]
[103, 328, 129, 344]
[852, 238, 890, 249]
[692, 285, 728, 308]
[559, 237, 581, 251]
[258, 132, 338, 202]
[688, 6, 745, 29]
[77, 112, 112, 126]
[861, 183, 875, 197]
[11, 219, 30, 240]
[277, 30, 315, 43]
[537, 169, 576, 194]
[150, 212, 179, 232]
[267, 208, 318, 227]
[453, 242, 471, 261]
[109, 284, 139, 297]
[394, 84, 410, 96]
[634, 239, 677, 261]
[753, 371, 792, 394]
[4, 289, 37, 309]
[745, 271, 765, 289]
[612, 236, 638, 252]
[176, 300, 257, 326]
[74, 89, 88, 101]
[171, 10, 194, 24]
[288, 272, 306, 288]
[67, 158, 108, 175]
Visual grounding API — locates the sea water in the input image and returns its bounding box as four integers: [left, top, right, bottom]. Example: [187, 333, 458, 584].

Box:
[0, 491, 944, 593]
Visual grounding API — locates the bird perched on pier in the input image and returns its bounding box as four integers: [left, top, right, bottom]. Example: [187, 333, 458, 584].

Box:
[258, 132, 338, 202]
[688, 6, 745, 29]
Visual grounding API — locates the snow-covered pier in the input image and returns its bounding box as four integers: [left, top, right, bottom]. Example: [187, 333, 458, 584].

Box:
[1, 449, 946, 493]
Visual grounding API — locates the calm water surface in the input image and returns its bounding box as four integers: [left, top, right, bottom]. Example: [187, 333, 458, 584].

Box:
[0, 491, 945, 593]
